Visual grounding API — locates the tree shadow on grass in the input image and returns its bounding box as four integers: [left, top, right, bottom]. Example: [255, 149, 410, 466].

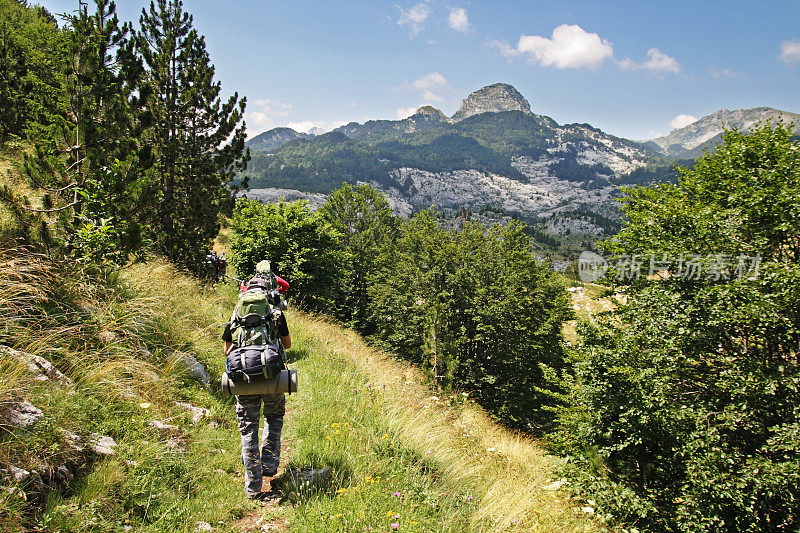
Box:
[283, 346, 310, 364]
[269, 458, 352, 504]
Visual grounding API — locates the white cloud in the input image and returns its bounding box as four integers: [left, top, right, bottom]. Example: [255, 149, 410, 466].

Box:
[397, 2, 431, 37]
[285, 120, 348, 134]
[493, 26, 681, 78]
[397, 106, 418, 119]
[489, 38, 516, 58]
[286, 121, 318, 133]
[779, 40, 800, 65]
[503, 24, 614, 70]
[400, 71, 452, 102]
[448, 7, 470, 33]
[618, 48, 681, 76]
[245, 98, 292, 137]
[670, 114, 698, 130]
[413, 71, 447, 90]
[640, 48, 681, 74]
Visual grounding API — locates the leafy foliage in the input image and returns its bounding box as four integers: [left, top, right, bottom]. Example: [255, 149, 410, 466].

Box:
[369, 211, 572, 430]
[229, 198, 342, 311]
[318, 183, 397, 334]
[11, 0, 149, 265]
[0, 0, 65, 139]
[1, 0, 251, 277]
[556, 124, 800, 531]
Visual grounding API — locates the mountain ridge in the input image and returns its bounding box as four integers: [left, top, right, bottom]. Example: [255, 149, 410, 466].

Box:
[240, 83, 797, 255]
[648, 107, 800, 157]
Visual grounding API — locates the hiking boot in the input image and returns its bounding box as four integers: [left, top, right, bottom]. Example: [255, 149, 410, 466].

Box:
[246, 491, 269, 501]
[262, 468, 278, 477]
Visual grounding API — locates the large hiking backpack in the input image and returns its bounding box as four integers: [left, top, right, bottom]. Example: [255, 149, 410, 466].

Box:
[225, 288, 284, 383]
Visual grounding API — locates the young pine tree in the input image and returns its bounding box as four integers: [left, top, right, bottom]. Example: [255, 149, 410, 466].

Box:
[13, 0, 149, 263]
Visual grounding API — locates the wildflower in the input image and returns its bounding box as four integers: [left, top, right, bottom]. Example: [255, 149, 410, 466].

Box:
[390, 523, 399, 530]
[138, 402, 151, 409]
[393, 491, 401, 497]
[467, 496, 473, 501]
[393, 514, 399, 519]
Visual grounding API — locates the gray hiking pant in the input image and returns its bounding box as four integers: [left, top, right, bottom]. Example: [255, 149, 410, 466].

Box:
[235, 393, 285, 496]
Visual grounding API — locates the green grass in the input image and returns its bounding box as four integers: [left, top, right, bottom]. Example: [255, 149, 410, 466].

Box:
[0, 245, 597, 532]
[282, 315, 598, 532]
[0, 251, 262, 532]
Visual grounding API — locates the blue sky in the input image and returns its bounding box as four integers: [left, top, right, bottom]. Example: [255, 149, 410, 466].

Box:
[38, 0, 800, 140]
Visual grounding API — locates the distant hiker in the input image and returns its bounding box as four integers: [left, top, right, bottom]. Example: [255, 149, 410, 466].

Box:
[239, 259, 290, 294]
[204, 250, 227, 283]
[223, 266, 291, 500]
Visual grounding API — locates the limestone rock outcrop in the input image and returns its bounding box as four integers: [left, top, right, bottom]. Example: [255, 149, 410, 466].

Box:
[452, 83, 533, 121]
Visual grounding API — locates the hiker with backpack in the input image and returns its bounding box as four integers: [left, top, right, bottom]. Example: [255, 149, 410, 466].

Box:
[223, 261, 291, 500]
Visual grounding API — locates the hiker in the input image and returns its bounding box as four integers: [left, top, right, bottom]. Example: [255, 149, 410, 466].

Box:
[204, 250, 227, 283]
[240, 260, 289, 294]
[223, 273, 291, 500]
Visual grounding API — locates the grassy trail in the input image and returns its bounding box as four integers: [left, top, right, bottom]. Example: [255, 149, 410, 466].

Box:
[125, 260, 597, 532]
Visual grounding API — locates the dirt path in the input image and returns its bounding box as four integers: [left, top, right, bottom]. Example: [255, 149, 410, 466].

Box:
[233, 408, 294, 532]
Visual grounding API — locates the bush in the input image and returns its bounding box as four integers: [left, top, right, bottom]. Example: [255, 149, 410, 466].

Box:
[370, 211, 572, 431]
[556, 124, 800, 531]
[229, 198, 342, 311]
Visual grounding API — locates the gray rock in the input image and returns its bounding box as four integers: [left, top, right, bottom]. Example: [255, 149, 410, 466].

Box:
[174, 353, 210, 385]
[175, 401, 211, 423]
[8, 465, 31, 483]
[283, 466, 333, 489]
[4, 401, 43, 429]
[98, 330, 120, 344]
[542, 480, 566, 490]
[0, 346, 72, 385]
[238, 188, 328, 211]
[58, 429, 85, 452]
[452, 83, 533, 121]
[149, 420, 179, 431]
[89, 434, 117, 456]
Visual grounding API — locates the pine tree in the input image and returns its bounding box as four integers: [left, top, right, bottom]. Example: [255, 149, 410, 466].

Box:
[138, 0, 248, 273]
[10, 0, 149, 263]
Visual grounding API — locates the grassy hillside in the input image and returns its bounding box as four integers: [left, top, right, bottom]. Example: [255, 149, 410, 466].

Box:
[0, 244, 598, 532]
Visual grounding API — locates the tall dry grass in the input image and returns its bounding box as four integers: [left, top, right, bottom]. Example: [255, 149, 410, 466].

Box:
[288, 312, 598, 532]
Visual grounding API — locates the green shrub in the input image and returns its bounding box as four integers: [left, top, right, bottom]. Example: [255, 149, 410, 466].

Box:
[556, 124, 800, 531]
[229, 198, 343, 312]
[370, 210, 572, 431]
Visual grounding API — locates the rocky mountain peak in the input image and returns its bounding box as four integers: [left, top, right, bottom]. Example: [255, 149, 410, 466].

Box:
[415, 105, 447, 118]
[650, 107, 800, 156]
[452, 83, 532, 121]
